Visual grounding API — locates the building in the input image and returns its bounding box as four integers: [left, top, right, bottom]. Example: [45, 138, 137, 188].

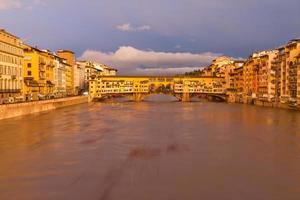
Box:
[271, 47, 284, 103]
[92, 62, 118, 76]
[243, 54, 260, 102]
[200, 56, 233, 77]
[77, 61, 118, 93]
[296, 54, 300, 105]
[284, 39, 300, 105]
[57, 50, 76, 95]
[0, 29, 24, 103]
[255, 50, 278, 102]
[230, 66, 245, 103]
[224, 60, 245, 90]
[23, 46, 56, 100]
[102, 64, 118, 76]
[270, 39, 300, 105]
[223, 61, 245, 102]
[53, 56, 68, 97]
[74, 62, 85, 95]
[77, 61, 99, 92]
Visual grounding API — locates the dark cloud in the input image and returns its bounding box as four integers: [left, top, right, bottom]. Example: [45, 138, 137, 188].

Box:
[1, 0, 299, 62]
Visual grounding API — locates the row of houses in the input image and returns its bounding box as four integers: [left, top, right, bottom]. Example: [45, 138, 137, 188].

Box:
[0, 29, 117, 103]
[199, 39, 300, 106]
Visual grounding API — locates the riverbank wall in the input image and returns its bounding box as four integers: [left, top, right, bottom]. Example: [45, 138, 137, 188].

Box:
[227, 94, 300, 111]
[0, 96, 88, 120]
[253, 100, 300, 111]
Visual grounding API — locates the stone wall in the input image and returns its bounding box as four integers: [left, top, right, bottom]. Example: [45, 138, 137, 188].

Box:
[0, 96, 88, 120]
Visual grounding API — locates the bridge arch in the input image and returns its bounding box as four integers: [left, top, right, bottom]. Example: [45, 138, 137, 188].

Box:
[190, 93, 227, 102]
[143, 93, 179, 102]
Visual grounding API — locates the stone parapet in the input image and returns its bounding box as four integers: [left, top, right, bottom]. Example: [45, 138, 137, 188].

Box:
[0, 96, 88, 120]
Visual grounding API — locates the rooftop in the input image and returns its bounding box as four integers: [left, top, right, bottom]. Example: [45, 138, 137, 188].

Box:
[57, 49, 75, 54]
[0, 29, 20, 39]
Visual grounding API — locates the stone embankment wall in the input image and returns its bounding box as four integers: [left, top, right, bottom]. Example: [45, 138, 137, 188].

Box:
[228, 95, 300, 111]
[0, 96, 88, 120]
[253, 100, 300, 111]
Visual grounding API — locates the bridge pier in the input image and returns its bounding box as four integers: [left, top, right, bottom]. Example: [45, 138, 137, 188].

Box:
[181, 93, 190, 102]
[132, 93, 145, 102]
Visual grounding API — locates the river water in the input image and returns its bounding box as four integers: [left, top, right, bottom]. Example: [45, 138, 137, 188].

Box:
[1, 96, 300, 200]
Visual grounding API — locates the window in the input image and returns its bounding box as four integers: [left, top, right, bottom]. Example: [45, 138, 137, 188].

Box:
[28, 63, 31, 68]
[27, 71, 32, 76]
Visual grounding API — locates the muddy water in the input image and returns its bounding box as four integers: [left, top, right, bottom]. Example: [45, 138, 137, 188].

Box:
[1, 98, 300, 200]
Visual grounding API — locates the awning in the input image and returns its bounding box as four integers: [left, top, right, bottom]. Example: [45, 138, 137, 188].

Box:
[46, 80, 55, 86]
[25, 79, 39, 87]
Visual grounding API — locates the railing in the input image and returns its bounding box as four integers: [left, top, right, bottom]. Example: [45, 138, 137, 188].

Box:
[39, 61, 46, 65]
[39, 66, 46, 72]
[0, 89, 21, 93]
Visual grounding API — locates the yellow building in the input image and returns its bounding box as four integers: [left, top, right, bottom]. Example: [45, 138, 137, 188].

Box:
[0, 29, 24, 104]
[57, 50, 76, 95]
[64, 61, 72, 96]
[23, 46, 56, 100]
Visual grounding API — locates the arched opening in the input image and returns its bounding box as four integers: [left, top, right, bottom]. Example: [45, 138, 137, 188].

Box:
[143, 93, 178, 102]
[150, 83, 173, 94]
[97, 94, 134, 103]
[189, 96, 204, 102]
[189, 94, 226, 102]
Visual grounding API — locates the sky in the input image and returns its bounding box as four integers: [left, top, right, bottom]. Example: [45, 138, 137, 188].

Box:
[1, 0, 300, 75]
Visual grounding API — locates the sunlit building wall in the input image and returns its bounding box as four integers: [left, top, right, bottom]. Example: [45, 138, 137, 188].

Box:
[23, 46, 56, 100]
[0, 29, 24, 103]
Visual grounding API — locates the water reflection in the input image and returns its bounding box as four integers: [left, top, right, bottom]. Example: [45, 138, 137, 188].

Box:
[0, 100, 300, 200]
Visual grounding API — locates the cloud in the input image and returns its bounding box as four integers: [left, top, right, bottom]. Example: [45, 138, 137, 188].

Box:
[26, 0, 46, 9]
[79, 46, 221, 75]
[32, 0, 46, 6]
[0, 0, 21, 10]
[0, 0, 46, 10]
[116, 23, 151, 32]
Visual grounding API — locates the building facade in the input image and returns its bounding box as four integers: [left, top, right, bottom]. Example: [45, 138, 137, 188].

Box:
[284, 40, 300, 105]
[77, 60, 118, 93]
[271, 39, 300, 105]
[73, 63, 85, 95]
[23, 46, 56, 100]
[0, 29, 24, 103]
[57, 50, 76, 95]
[255, 50, 278, 102]
[53, 56, 68, 97]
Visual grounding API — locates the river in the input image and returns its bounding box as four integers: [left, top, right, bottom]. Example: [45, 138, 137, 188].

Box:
[1, 96, 300, 200]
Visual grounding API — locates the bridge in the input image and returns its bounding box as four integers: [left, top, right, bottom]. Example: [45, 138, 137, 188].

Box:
[89, 76, 227, 102]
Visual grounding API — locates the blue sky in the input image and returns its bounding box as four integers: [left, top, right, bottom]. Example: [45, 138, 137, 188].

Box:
[1, 0, 300, 74]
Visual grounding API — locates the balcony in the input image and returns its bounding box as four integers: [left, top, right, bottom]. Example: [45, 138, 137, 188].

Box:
[48, 63, 55, 68]
[0, 89, 21, 93]
[39, 60, 46, 65]
[39, 66, 46, 72]
[39, 72, 46, 80]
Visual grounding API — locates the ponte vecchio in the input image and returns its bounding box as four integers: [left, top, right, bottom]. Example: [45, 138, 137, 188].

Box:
[89, 76, 227, 102]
